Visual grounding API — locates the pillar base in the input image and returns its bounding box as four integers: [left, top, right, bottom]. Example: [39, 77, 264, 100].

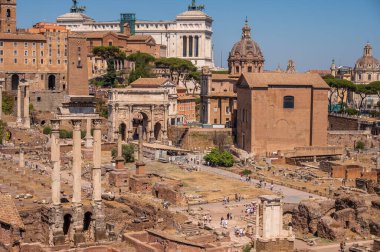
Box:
[85, 137, 94, 149]
[23, 117, 31, 129]
[49, 204, 65, 246]
[16, 117, 23, 127]
[72, 203, 85, 245]
[135, 162, 145, 175]
[115, 156, 125, 170]
[93, 200, 107, 242]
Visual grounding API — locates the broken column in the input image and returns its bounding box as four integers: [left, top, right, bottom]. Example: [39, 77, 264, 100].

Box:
[23, 84, 30, 129]
[84, 118, 93, 148]
[16, 85, 22, 126]
[19, 147, 24, 168]
[49, 119, 65, 246]
[0, 84, 3, 120]
[92, 119, 107, 241]
[115, 133, 125, 169]
[135, 125, 145, 175]
[71, 119, 85, 244]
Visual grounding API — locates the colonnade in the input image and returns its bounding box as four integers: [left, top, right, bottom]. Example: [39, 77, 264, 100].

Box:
[16, 83, 30, 129]
[182, 35, 200, 58]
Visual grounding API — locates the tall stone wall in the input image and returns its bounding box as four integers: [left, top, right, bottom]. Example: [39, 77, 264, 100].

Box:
[30, 91, 66, 112]
[168, 127, 234, 151]
[328, 115, 358, 131]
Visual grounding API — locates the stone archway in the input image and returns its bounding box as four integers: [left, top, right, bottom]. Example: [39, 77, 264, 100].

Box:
[132, 112, 148, 140]
[154, 122, 162, 141]
[11, 74, 19, 90]
[63, 214, 73, 243]
[83, 211, 94, 242]
[48, 75, 56, 90]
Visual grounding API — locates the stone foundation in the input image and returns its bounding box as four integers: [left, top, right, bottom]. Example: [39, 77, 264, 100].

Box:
[256, 238, 294, 252]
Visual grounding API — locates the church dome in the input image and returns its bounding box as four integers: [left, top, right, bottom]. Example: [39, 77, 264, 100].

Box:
[228, 20, 264, 74]
[355, 43, 380, 70]
[229, 21, 264, 61]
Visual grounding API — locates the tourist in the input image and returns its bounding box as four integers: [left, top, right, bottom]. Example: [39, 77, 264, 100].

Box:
[208, 215, 212, 223]
[270, 183, 274, 191]
[227, 213, 230, 220]
[220, 217, 224, 226]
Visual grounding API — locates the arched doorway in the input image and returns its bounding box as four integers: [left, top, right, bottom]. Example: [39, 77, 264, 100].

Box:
[11, 74, 19, 90]
[132, 112, 148, 140]
[83, 212, 94, 242]
[63, 214, 72, 240]
[119, 123, 127, 141]
[48, 75, 56, 90]
[154, 122, 162, 141]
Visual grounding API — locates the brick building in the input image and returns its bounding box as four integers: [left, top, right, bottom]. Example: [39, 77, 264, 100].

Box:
[236, 73, 329, 155]
[177, 87, 196, 123]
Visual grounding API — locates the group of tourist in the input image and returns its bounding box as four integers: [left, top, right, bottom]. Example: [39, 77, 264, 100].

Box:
[202, 214, 212, 224]
[234, 226, 246, 237]
[245, 203, 257, 216]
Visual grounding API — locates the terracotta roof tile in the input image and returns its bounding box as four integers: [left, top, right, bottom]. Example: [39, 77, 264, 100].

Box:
[130, 77, 170, 87]
[0, 194, 24, 229]
[240, 72, 329, 89]
[211, 74, 239, 81]
[0, 32, 46, 41]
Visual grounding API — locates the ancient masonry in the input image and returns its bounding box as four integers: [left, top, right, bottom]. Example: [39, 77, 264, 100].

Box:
[15, 81, 31, 129]
[48, 118, 106, 246]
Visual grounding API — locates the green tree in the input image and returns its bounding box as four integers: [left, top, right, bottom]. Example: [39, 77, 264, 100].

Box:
[126, 52, 156, 83]
[368, 81, 380, 99]
[111, 144, 135, 163]
[355, 140, 365, 150]
[43, 126, 52, 135]
[0, 120, 7, 144]
[2, 92, 14, 115]
[92, 46, 127, 87]
[155, 57, 198, 90]
[204, 148, 234, 167]
[355, 84, 375, 110]
[323, 76, 339, 112]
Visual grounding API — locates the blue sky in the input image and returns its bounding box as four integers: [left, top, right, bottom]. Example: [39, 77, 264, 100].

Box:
[17, 0, 380, 71]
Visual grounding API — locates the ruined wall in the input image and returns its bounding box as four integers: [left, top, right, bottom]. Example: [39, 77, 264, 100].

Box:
[256, 238, 294, 252]
[30, 91, 66, 112]
[168, 127, 234, 151]
[328, 115, 358, 131]
[327, 131, 379, 149]
[19, 207, 49, 244]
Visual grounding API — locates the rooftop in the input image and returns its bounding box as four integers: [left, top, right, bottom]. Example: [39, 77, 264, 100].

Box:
[130, 77, 171, 87]
[0, 194, 25, 229]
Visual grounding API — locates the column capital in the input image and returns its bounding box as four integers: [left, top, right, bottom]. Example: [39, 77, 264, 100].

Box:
[51, 119, 61, 131]
[92, 119, 102, 129]
[71, 119, 82, 130]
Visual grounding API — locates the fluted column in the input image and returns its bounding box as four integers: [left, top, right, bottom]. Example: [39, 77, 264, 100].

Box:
[92, 119, 102, 202]
[71, 119, 82, 205]
[23, 84, 30, 129]
[16, 85, 22, 126]
[84, 118, 93, 148]
[51, 119, 61, 206]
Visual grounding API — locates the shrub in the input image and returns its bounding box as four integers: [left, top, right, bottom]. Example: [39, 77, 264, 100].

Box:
[355, 141, 365, 150]
[204, 148, 234, 167]
[59, 129, 72, 139]
[43, 126, 52, 135]
[241, 169, 252, 176]
[345, 107, 358, 116]
[111, 144, 135, 163]
[0, 120, 7, 144]
[242, 244, 252, 252]
[2, 92, 14, 115]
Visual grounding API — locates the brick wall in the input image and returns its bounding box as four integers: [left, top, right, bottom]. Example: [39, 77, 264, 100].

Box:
[328, 115, 358, 131]
[30, 91, 65, 112]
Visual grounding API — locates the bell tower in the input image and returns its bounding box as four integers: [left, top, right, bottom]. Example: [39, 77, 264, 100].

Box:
[0, 0, 16, 33]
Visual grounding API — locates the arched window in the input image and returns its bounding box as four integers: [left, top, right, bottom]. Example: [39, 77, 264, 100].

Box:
[6, 9, 11, 18]
[236, 66, 239, 73]
[48, 75, 56, 90]
[11, 74, 19, 90]
[182, 36, 187, 57]
[368, 74, 371, 81]
[283, 96, 295, 109]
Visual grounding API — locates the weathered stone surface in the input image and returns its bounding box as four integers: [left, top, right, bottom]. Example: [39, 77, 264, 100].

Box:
[372, 200, 380, 210]
[335, 196, 366, 211]
[317, 216, 344, 240]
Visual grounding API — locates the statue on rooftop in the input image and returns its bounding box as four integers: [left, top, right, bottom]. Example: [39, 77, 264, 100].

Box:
[70, 0, 86, 13]
[188, 0, 205, 11]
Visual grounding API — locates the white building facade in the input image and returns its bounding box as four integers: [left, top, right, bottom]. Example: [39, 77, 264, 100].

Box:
[56, 1, 215, 69]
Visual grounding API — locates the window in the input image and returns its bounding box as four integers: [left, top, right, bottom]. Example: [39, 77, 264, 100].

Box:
[108, 41, 113, 46]
[41, 75, 44, 80]
[32, 51, 36, 57]
[49, 59, 52, 65]
[40, 59, 44, 64]
[0, 50, 3, 55]
[368, 74, 372, 81]
[183, 36, 187, 57]
[13, 58, 17, 64]
[37, 97, 41, 102]
[0, 58, 3, 64]
[226, 106, 230, 114]
[6, 9, 11, 18]
[40, 51, 44, 57]
[24, 59, 28, 64]
[248, 66, 253, 72]
[32, 42, 36, 48]
[0, 42, 3, 47]
[13, 42, 17, 47]
[24, 50, 28, 56]
[236, 66, 239, 73]
[32, 59, 36, 64]
[58, 59, 61, 64]
[358, 74, 362, 80]
[283, 96, 295, 109]
[40, 42, 44, 48]
[13, 50, 17, 56]
[24, 42, 28, 48]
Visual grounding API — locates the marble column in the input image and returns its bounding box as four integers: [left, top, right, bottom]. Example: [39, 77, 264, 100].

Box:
[92, 119, 102, 202]
[255, 203, 260, 238]
[0, 84, 3, 120]
[71, 119, 82, 205]
[92, 118, 106, 241]
[127, 106, 133, 142]
[19, 148, 25, 168]
[51, 119, 61, 206]
[162, 105, 169, 144]
[135, 125, 145, 175]
[16, 85, 22, 126]
[149, 106, 155, 143]
[115, 132, 125, 169]
[23, 84, 30, 129]
[84, 118, 93, 148]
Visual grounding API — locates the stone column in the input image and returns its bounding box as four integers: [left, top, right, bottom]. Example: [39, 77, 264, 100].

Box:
[0, 84, 3, 120]
[149, 106, 155, 143]
[135, 125, 145, 175]
[162, 105, 169, 145]
[115, 132, 125, 169]
[92, 119, 106, 241]
[23, 84, 30, 129]
[71, 119, 85, 244]
[51, 119, 61, 206]
[19, 147, 25, 168]
[16, 85, 22, 126]
[71, 119, 82, 205]
[84, 118, 93, 148]
[127, 106, 133, 142]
